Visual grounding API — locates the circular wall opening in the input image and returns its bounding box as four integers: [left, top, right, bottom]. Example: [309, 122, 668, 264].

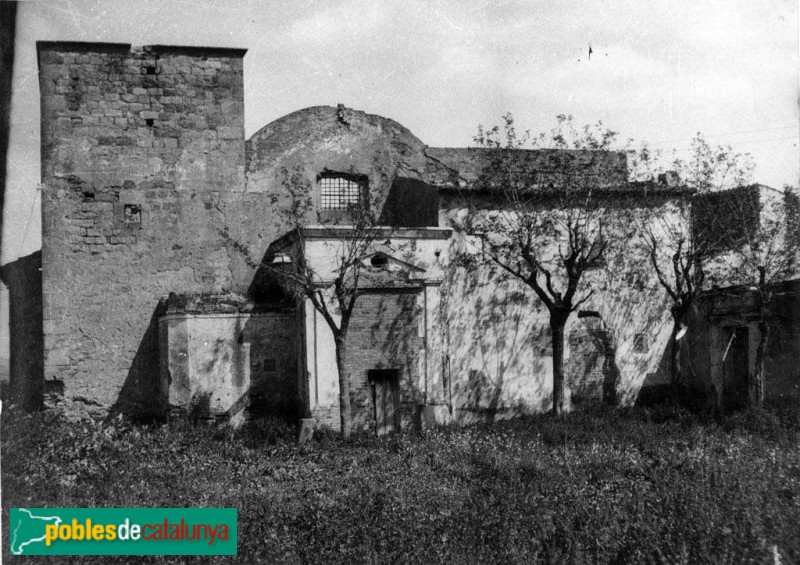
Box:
[370, 254, 389, 268]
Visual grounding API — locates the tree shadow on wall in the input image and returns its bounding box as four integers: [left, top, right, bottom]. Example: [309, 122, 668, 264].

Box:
[109, 299, 168, 423]
[634, 334, 674, 407]
[447, 258, 544, 422]
[568, 317, 620, 407]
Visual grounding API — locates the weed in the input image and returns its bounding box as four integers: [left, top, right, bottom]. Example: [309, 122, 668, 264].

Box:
[2, 404, 799, 563]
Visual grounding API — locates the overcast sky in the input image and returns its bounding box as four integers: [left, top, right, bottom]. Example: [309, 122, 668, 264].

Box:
[2, 0, 798, 263]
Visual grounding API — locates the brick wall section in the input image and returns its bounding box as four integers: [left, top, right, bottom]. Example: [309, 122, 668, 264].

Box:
[38, 42, 246, 416]
[244, 314, 299, 418]
[567, 322, 618, 405]
[347, 291, 422, 432]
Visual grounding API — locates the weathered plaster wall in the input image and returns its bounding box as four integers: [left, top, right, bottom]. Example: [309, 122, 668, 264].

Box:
[159, 310, 296, 422]
[304, 301, 340, 429]
[38, 42, 246, 416]
[439, 200, 677, 420]
[441, 244, 552, 422]
[234, 106, 437, 286]
[246, 105, 430, 209]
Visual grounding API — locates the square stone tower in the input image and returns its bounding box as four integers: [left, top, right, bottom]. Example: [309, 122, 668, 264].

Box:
[38, 42, 247, 417]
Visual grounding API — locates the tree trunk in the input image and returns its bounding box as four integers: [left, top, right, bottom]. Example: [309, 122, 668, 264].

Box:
[669, 307, 685, 389]
[753, 318, 768, 407]
[334, 336, 353, 439]
[668, 322, 681, 386]
[752, 270, 767, 408]
[550, 311, 569, 416]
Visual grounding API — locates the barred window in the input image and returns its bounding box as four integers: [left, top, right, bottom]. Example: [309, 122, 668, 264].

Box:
[319, 175, 365, 210]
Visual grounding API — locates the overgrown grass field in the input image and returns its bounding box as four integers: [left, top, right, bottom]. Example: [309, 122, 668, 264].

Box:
[3, 405, 799, 563]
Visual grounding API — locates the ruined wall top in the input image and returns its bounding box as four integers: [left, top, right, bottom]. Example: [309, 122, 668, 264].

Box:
[37, 41, 247, 61]
[38, 40, 246, 193]
[424, 147, 629, 192]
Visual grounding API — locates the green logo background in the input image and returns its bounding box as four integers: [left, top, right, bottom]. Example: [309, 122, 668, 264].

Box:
[9, 508, 237, 555]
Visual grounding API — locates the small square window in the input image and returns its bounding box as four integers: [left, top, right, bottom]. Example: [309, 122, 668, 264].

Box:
[319, 174, 366, 210]
[124, 204, 142, 224]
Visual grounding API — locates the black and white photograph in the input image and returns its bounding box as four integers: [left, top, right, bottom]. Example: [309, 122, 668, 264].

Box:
[0, 0, 798, 562]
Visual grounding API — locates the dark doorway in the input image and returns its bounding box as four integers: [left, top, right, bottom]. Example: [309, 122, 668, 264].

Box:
[723, 326, 750, 410]
[369, 369, 400, 435]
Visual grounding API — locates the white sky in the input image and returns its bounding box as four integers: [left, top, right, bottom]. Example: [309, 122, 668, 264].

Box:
[2, 0, 798, 263]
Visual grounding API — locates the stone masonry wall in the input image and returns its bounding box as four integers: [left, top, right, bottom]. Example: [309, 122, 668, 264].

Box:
[38, 42, 246, 417]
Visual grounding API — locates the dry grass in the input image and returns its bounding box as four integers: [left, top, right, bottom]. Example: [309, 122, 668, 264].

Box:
[3, 403, 799, 563]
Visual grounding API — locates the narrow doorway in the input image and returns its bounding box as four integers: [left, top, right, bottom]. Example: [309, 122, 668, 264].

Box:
[722, 326, 750, 410]
[369, 369, 400, 436]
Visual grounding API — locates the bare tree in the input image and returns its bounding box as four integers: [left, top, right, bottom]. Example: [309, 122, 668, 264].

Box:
[640, 197, 704, 390]
[629, 135, 757, 394]
[463, 114, 622, 415]
[700, 184, 800, 406]
[628, 144, 704, 391]
[228, 167, 383, 438]
[633, 132, 799, 407]
[674, 132, 755, 194]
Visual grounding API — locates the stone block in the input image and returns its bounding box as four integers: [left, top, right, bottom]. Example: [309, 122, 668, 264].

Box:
[217, 126, 240, 140]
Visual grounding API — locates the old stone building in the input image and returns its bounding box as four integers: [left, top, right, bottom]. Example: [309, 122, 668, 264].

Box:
[678, 185, 800, 409]
[12, 40, 794, 433]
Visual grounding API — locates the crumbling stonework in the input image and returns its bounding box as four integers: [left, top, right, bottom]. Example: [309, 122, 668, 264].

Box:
[38, 42, 247, 416]
[34, 41, 706, 429]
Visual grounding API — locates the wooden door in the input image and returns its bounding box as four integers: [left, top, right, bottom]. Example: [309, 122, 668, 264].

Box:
[723, 326, 750, 410]
[371, 369, 400, 435]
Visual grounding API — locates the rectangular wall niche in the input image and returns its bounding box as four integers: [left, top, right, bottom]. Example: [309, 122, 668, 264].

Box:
[123, 204, 142, 224]
[633, 333, 648, 353]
